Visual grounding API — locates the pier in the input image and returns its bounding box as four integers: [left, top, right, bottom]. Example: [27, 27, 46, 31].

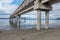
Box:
[0, 0, 60, 40]
[9, 0, 60, 30]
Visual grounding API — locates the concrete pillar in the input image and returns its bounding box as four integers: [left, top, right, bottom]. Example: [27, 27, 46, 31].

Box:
[17, 16, 20, 28]
[9, 18, 12, 27]
[16, 16, 20, 29]
[15, 17, 17, 27]
[37, 10, 41, 30]
[17, 16, 19, 27]
[10, 17, 14, 27]
[12, 18, 14, 27]
[13, 18, 15, 27]
[45, 11, 49, 30]
[19, 15, 21, 28]
[13, 17, 15, 27]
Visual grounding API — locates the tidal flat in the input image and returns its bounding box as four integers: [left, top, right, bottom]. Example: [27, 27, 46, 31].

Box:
[0, 28, 60, 40]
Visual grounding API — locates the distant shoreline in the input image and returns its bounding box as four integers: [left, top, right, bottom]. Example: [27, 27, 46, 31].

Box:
[0, 18, 60, 20]
[0, 18, 9, 19]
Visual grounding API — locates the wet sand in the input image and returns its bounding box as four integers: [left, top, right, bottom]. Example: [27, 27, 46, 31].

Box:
[0, 28, 60, 40]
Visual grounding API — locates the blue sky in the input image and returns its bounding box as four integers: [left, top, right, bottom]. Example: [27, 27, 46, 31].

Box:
[11, 0, 23, 5]
[0, 0, 60, 19]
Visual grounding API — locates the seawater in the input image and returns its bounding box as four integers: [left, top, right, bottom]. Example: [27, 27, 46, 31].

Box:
[0, 19, 60, 30]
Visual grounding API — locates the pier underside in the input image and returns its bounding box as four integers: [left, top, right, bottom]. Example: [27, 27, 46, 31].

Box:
[9, 0, 60, 30]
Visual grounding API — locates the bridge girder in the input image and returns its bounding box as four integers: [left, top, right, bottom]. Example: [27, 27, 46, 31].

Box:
[10, 0, 60, 18]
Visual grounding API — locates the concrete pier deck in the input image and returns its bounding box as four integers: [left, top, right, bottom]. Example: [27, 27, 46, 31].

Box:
[0, 28, 60, 40]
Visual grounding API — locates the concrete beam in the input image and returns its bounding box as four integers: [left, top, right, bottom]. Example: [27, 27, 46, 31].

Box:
[10, 0, 60, 18]
[15, 6, 34, 16]
[41, 0, 50, 4]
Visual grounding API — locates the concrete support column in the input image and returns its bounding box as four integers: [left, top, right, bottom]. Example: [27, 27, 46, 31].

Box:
[9, 18, 12, 27]
[12, 18, 14, 27]
[15, 17, 17, 27]
[16, 16, 19, 28]
[19, 15, 21, 28]
[17, 16, 20, 28]
[16, 16, 21, 29]
[37, 10, 41, 30]
[13, 17, 16, 27]
[45, 11, 49, 30]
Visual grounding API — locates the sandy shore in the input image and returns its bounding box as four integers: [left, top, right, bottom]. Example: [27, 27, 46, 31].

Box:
[0, 28, 60, 40]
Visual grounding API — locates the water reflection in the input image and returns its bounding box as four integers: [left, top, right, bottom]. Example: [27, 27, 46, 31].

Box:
[0, 18, 60, 30]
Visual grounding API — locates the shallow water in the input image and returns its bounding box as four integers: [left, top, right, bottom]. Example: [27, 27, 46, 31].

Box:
[0, 19, 60, 30]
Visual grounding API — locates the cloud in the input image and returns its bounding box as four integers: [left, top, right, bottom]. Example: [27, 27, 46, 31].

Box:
[0, 0, 60, 19]
[0, 0, 18, 14]
[0, 0, 14, 4]
[52, 2, 60, 10]
[0, 0, 18, 18]
[49, 2, 60, 19]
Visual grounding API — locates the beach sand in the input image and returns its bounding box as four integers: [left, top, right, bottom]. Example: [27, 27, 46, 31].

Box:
[0, 28, 60, 40]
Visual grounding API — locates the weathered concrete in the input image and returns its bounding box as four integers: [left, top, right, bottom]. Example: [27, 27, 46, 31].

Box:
[45, 11, 49, 29]
[10, 0, 60, 17]
[37, 10, 41, 30]
[19, 15, 21, 28]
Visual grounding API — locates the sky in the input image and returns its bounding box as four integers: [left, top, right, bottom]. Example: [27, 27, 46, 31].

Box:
[0, 0, 60, 19]
[0, 0, 23, 18]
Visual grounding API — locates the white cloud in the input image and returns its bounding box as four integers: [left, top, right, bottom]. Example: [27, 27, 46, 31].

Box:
[49, 2, 60, 19]
[0, 0, 14, 4]
[0, 0, 60, 19]
[0, 0, 18, 14]
[0, 0, 18, 18]
[52, 2, 60, 10]
[4, 4, 17, 13]
[21, 11, 37, 18]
